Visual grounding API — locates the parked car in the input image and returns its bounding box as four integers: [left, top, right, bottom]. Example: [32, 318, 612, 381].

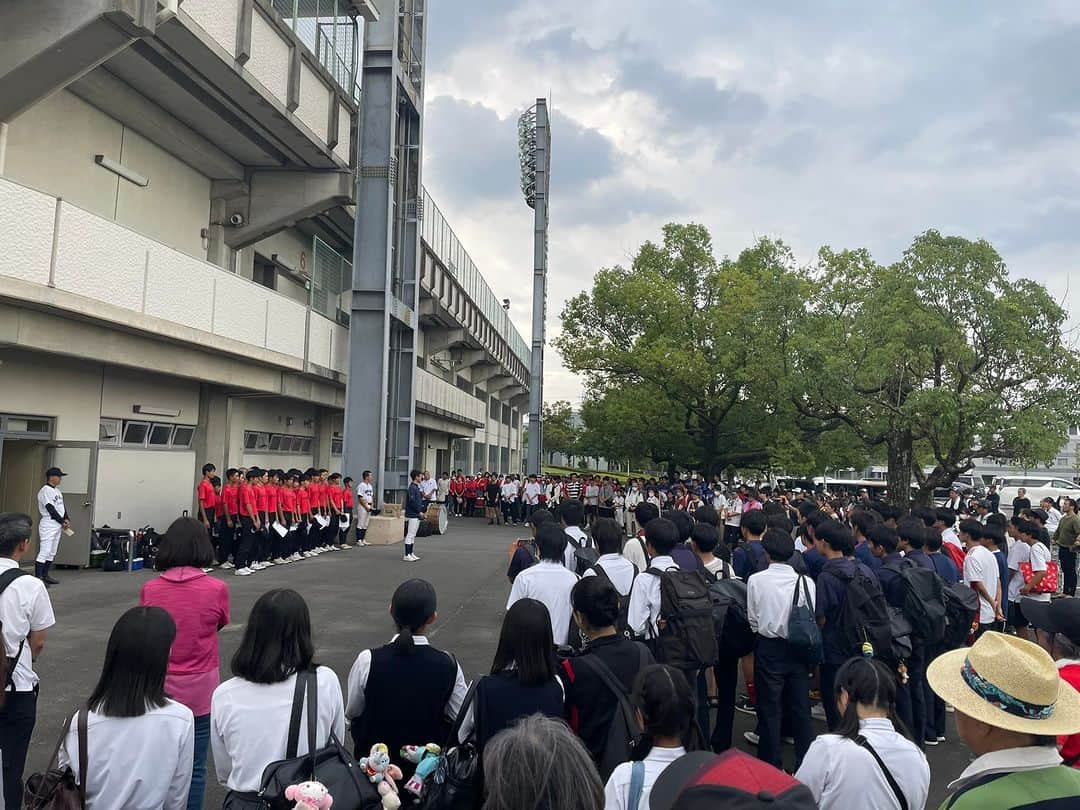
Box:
[953, 474, 987, 499]
[994, 475, 1080, 515]
[933, 481, 976, 506]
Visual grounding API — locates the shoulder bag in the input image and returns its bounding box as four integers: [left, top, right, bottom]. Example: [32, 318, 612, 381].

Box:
[24, 707, 87, 810]
[854, 733, 907, 810]
[223, 669, 378, 810]
[421, 680, 481, 810]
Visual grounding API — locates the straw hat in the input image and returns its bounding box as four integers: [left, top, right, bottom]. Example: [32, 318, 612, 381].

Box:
[927, 632, 1080, 735]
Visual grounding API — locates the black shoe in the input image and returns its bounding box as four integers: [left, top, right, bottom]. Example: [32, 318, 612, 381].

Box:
[44, 574, 60, 585]
[735, 695, 757, 716]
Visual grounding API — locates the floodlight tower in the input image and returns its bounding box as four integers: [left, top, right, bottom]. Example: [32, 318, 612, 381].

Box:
[518, 98, 550, 476]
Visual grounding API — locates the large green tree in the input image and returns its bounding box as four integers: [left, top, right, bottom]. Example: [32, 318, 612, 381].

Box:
[789, 230, 1080, 507]
[541, 400, 580, 465]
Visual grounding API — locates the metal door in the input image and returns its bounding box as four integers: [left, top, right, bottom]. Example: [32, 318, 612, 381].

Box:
[45, 442, 98, 567]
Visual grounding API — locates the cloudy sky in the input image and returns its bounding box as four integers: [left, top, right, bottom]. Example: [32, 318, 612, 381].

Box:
[420, 1, 1080, 404]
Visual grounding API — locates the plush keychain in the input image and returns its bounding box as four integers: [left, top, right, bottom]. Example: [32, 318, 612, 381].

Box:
[359, 742, 404, 809]
[284, 781, 333, 810]
[400, 743, 442, 797]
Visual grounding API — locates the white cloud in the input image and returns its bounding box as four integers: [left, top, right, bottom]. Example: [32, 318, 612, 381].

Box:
[421, 1, 1080, 403]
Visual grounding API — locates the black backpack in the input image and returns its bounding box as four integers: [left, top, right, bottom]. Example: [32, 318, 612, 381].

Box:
[835, 566, 897, 664]
[0, 569, 28, 692]
[705, 567, 754, 659]
[942, 582, 980, 649]
[883, 559, 947, 645]
[572, 645, 650, 781]
[644, 566, 719, 669]
[590, 563, 633, 638]
[567, 535, 600, 576]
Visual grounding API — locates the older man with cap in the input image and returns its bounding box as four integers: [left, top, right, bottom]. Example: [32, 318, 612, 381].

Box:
[35, 467, 68, 585]
[928, 632, 1080, 807]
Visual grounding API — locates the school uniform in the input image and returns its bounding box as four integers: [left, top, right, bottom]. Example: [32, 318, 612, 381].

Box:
[220, 484, 240, 566]
[404, 482, 424, 557]
[60, 700, 195, 810]
[346, 635, 466, 776]
[582, 553, 636, 596]
[279, 488, 298, 558]
[455, 671, 565, 752]
[747, 562, 816, 768]
[626, 555, 677, 639]
[623, 532, 649, 575]
[507, 560, 580, 645]
[0, 557, 56, 809]
[328, 486, 346, 547]
[604, 746, 686, 810]
[563, 525, 592, 572]
[236, 484, 257, 570]
[963, 545, 1000, 636]
[297, 486, 314, 554]
[211, 667, 344, 793]
[342, 486, 354, 546]
[795, 717, 930, 810]
[877, 553, 924, 746]
[254, 484, 270, 562]
[197, 478, 216, 528]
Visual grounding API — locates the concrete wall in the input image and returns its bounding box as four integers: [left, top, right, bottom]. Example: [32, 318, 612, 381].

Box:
[181, 0, 239, 58]
[246, 6, 290, 106]
[4, 91, 211, 261]
[95, 449, 196, 529]
[252, 228, 312, 305]
[0, 352, 103, 441]
[100, 368, 201, 425]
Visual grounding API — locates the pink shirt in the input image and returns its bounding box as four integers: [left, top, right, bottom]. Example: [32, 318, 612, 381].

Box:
[140, 567, 229, 716]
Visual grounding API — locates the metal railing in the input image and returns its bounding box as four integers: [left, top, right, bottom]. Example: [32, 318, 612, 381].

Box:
[271, 0, 361, 100]
[311, 237, 351, 325]
[419, 188, 531, 367]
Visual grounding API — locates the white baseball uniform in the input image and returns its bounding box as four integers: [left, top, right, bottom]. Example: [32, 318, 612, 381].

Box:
[36, 484, 66, 563]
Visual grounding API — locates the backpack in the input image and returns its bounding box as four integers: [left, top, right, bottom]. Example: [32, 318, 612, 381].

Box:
[835, 566, 897, 664]
[564, 644, 650, 781]
[102, 537, 128, 572]
[567, 535, 600, 576]
[883, 559, 946, 645]
[590, 563, 633, 638]
[644, 566, 719, 669]
[942, 581, 980, 649]
[0, 569, 28, 694]
[786, 575, 823, 665]
[704, 568, 755, 659]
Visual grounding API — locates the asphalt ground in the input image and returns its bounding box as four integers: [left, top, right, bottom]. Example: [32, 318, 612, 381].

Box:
[27, 517, 972, 808]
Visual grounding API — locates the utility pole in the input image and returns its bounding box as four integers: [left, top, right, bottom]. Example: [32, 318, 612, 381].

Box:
[518, 98, 550, 476]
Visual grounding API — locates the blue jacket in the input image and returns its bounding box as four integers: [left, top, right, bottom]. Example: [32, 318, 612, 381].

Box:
[405, 483, 424, 518]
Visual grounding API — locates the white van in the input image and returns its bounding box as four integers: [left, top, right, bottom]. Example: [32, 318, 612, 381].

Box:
[994, 475, 1080, 515]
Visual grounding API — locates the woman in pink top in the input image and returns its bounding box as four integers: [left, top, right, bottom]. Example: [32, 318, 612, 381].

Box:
[140, 517, 230, 810]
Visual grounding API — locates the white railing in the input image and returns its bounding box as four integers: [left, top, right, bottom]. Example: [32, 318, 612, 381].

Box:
[0, 177, 347, 375]
[415, 368, 486, 426]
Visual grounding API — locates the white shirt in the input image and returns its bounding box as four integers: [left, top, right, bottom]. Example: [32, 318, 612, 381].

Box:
[795, 718, 930, 810]
[563, 526, 592, 571]
[963, 545, 1000, 624]
[625, 489, 643, 510]
[747, 564, 816, 639]
[941, 526, 961, 549]
[500, 482, 518, 501]
[583, 553, 637, 596]
[703, 557, 736, 579]
[627, 555, 676, 637]
[724, 496, 743, 527]
[523, 482, 543, 504]
[507, 561, 580, 645]
[345, 635, 467, 721]
[420, 478, 438, 498]
[357, 481, 374, 510]
[603, 746, 686, 810]
[0, 557, 55, 690]
[61, 700, 194, 810]
[211, 666, 345, 792]
[36, 484, 65, 526]
[1024, 541, 1052, 603]
[1007, 540, 1030, 603]
[623, 535, 649, 574]
[1045, 507, 1063, 535]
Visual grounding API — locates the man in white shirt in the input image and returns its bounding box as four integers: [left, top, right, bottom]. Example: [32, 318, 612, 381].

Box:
[722, 490, 743, 548]
[0, 512, 57, 808]
[507, 524, 580, 645]
[1018, 519, 1053, 639]
[624, 481, 644, 538]
[522, 475, 544, 523]
[1005, 519, 1032, 641]
[747, 529, 816, 768]
[35, 467, 68, 585]
[356, 470, 375, 547]
[964, 524, 1003, 636]
[581, 517, 636, 595]
[420, 471, 438, 502]
[627, 518, 680, 638]
[623, 503, 657, 575]
[500, 475, 520, 526]
[560, 500, 592, 572]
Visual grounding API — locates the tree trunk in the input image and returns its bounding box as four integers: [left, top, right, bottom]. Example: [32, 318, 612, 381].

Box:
[886, 431, 915, 510]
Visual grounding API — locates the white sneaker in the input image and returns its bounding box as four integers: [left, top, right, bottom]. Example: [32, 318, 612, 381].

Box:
[235, 567, 252, 576]
[264, 560, 276, 567]
[403, 555, 416, 562]
[221, 561, 235, 570]
[743, 731, 759, 746]
[273, 557, 288, 565]
[302, 551, 314, 558]
[408, 553, 421, 561]
[252, 562, 266, 571]
[340, 544, 352, 549]
[289, 553, 302, 562]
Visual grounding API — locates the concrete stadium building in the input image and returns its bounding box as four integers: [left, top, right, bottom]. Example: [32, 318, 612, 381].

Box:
[0, 0, 528, 564]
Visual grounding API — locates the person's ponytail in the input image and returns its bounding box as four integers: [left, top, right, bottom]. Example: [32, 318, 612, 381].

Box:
[389, 579, 438, 657]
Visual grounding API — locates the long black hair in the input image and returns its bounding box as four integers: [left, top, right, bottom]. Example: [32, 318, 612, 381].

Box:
[630, 664, 699, 760]
[231, 589, 314, 683]
[490, 599, 556, 687]
[88, 606, 175, 717]
[833, 657, 911, 741]
[390, 579, 438, 656]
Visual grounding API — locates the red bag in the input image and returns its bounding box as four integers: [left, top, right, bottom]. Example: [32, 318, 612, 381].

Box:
[943, 542, 967, 574]
[1019, 561, 1059, 594]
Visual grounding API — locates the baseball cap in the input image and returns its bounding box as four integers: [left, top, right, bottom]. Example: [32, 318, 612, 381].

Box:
[650, 751, 817, 810]
[1020, 598, 1080, 647]
[45, 467, 67, 478]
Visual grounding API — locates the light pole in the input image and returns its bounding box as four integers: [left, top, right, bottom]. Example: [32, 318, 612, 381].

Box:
[518, 98, 550, 476]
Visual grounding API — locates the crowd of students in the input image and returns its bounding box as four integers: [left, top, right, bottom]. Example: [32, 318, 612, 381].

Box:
[3, 472, 1080, 809]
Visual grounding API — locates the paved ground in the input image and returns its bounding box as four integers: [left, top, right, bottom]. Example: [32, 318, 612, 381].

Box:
[28, 518, 971, 807]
